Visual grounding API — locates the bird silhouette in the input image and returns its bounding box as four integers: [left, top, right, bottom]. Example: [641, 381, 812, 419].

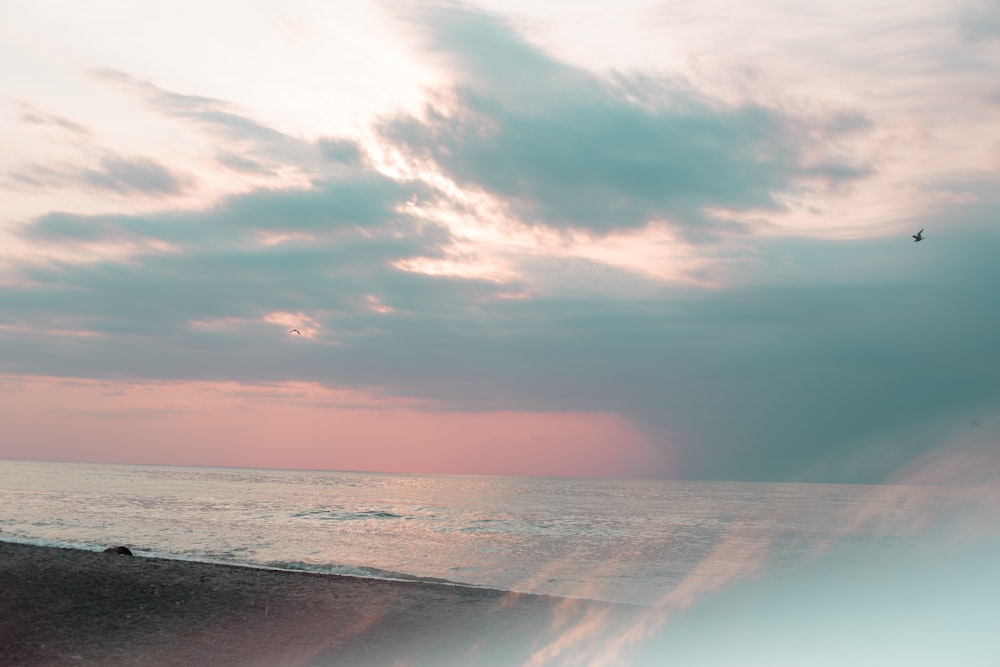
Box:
[289, 329, 302, 335]
[970, 419, 983, 429]
[912, 228, 924, 242]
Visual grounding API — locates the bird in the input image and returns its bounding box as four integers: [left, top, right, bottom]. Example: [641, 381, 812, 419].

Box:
[912, 228, 924, 242]
[970, 419, 983, 429]
[289, 329, 302, 335]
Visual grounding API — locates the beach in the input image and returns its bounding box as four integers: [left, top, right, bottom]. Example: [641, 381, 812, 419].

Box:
[0, 541, 651, 667]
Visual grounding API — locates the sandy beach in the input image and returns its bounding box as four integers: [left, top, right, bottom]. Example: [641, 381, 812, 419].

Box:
[0, 541, 654, 667]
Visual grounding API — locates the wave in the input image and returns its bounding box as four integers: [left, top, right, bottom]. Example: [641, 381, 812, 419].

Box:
[460, 518, 553, 534]
[260, 560, 469, 587]
[0, 534, 111, 553]
[289, 508, 406, 521]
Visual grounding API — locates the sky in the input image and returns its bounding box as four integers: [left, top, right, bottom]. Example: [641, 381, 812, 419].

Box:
[1, 0, 999, 482]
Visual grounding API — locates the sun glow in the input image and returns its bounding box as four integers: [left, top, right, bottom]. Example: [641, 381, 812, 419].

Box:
[263, 311, 322, 339]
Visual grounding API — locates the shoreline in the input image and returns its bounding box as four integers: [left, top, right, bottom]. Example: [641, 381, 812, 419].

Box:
[0, 535, 497, 591]
[0, 535, 640, 606]
[0, 540, 657, 666]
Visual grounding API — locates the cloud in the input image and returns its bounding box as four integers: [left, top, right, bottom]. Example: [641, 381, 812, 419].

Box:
[378, 4, 873, 240]
[1, 143, 488, 361]
[92, 69, 328, 174]
[5, 184, 998, 482]
[215, 150, 276, 175]
[3, 3, 997, 483]
[83, 154, 192, 196]
[16, 101, 92, 136]
[23, 174, 433, 246]
[9, 153, 192, 197]
[959, 0, 1000, 41]
[350, 208, 1000, 483]
[317, 138, 365, 165]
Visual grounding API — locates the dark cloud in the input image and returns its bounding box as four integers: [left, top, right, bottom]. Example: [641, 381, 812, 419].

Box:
[327, 204, 1000, 483]
[378, 5, 873, 239]
[4, 189, 998, 483]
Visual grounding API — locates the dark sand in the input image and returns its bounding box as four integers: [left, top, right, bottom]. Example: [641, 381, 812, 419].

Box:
[0, 541, 660, 666]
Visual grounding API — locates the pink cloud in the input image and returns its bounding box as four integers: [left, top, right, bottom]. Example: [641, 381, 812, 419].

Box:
[0, 374, 664, 478]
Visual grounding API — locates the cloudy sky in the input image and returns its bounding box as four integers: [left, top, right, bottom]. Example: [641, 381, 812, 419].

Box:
[2, 0, 998, 481]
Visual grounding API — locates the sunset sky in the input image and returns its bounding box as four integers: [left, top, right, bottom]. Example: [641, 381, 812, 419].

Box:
[2, 0, 998, 481]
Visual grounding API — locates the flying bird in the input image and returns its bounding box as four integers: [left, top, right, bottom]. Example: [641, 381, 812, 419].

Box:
[970, 419, 983, 428]
[912, 228, 924, 242]
[289, 329, 302, 335]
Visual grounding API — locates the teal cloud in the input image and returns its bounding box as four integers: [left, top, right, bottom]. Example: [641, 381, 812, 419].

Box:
[381, 4, 872, 239]
[5, 193, 997, 482]
[10, 153, 191, 197]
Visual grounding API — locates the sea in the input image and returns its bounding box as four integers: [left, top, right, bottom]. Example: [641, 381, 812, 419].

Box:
[2, 459, 1000, 664]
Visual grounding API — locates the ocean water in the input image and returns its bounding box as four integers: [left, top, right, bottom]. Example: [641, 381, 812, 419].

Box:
[1, 459, 996, 611]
